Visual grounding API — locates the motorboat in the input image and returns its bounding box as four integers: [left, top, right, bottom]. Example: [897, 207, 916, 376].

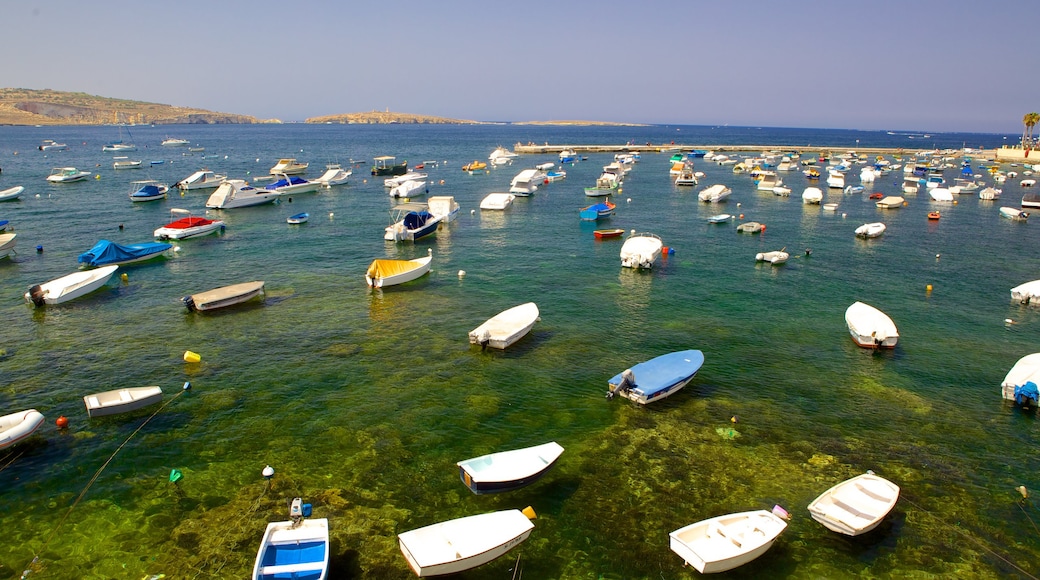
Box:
[708, 214, 733, 224]
[844, 185, 865, 195]
[263, 174, 321, 196]
[675, 165, 698, 186]
[607, 349, 705, 404]
[39, 139, 68, 151]
[1001, 353, 1040, 407]
[0, 409, 45, 450]
[593, 228, 626, 239]
[929, 188, 953, 202]
[384, 203, 443, 242]
[579, 200, 615, 221]
[384, 172, 427, 188]
[479, 193, 515, 210]
[371, 155, 408, 176]
[979, 186, 1001, 200]
[287, 212, 309, 225]
[161, 137, 190, 147]
[756, 171, 782, 191]
[46, 167, 91, 183]
[398, 508, 535, 577]
[427, 196, 460, 222]
[77, 240, 171, 267]
[736, 221, 765, 233]
[620, 232, 663, 269]
[184, 281, 265, 312]
[698, 184, 731, 203]
[25, 265, 119, 307]
[129, 180, 168, 202]
[253, 498, 329, 580]
[457, 441, 564, 494]
[559, 148, 578, 163]
[875, 195, 905, 208]
[389, 179, 427, 199]
[488, 146, 519, 165]
[755, 249, 789, 265]
[509, 168, 545, 196]
[845, 301, 898, 349]
[83, 386, 163, 418]
[903, 176, 922, 194]
[802, 187, 823, 204]
[469, 302, 539, 349]
[269, 158, 308, 175]
[584, 174, 620, 197]
[206, 179, 281, 209]
[854, 221, 886, 238]
[0, 233, 17, 259]
[462, 160, 487, 172]
[808, 472, 900, 536]
[112, 158, 142, 170]
[175, 169, 227, 190]
[669, 508, 788, 574]
[314, 163, 351, 187]
[545, 169, 567, 182]
[1000, 206, 1029, 221]
[823, 203, 839, 211]
[826, 170, 845, 189]
[365, 249, 433, 289]
[154, 208, 225, 240]
[0, 185, 25, 202]
[860, 167, 877, 183]
[1022, 192, 1040, 208]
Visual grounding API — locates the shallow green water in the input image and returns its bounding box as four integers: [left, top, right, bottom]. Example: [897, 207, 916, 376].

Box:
[1, 124, 1039, 579]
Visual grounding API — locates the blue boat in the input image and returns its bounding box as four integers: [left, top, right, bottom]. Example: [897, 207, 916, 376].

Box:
[579, 200, 616, 221]
[77, 240, 172, 267]
[607, 349, 705, 404]
[252, 498, 329, 580]
[129, 180, 168, 202]
[287, 212, 309, 224]
[384, 203, 443, 242]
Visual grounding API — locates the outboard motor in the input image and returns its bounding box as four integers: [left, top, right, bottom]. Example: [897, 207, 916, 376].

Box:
[182, 296, 197, 312]
[478, 330, 491, 349]
[607, 369, 636, 399]
[27, 285, 46, 307]
[1015, 381, 1039, 408]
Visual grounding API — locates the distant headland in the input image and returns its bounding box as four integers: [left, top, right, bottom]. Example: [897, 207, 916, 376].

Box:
[0, 88, 265, 125]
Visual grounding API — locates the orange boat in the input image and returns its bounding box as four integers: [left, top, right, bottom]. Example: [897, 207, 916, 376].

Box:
[594, 228, 625, 239]
[869, 192, 883, 200]
[462, 160, 487, 172]
[928, 211, 941, 220]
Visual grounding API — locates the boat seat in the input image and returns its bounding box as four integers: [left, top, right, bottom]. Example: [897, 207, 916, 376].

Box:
[257, 562, 326, 576]
[854, 480, 895, 503]
[706, 522, 742, 549]
[86, 396, 100, 407]
[119, 391, 133, 402]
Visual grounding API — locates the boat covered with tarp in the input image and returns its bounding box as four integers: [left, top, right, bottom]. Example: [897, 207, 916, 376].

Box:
[77, 240, 172, 267]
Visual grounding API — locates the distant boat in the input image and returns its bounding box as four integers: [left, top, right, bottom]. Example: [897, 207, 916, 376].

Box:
[46, 167, 91, 183]
[253, 498, 329, 580]
[287, 212, 309, 224]
[607, 349, 705, 404]
[708, 214, 733, 223]
[112, 158, 143, 170]
[462, 160, 487, 172]
[83, 386, 163, 418]
[845, 301, 898, 349]
[398, 508, 535, 577]
[77, 240, 171, 267]
[0, 409, 45, 450]
[183, 281, 265, 312]
[456, 441, 564, 494]
[38, 139, 68, 151]
[1001, 353, 1040, 407]
[808, 472, 900, 536]
[269, 158, 309, 175]
[593, 228, 626, 239]
[469, 302, 539, 349]
[175, 169, 226, 190]
[24, 265, 119, 307]
[161, 137, 190, 147]
[669, 508, 788, 574]
[102, 125, 136, 152]
[365, 249, 433, 289]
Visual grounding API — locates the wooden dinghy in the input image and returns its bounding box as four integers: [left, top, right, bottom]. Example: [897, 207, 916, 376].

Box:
[183, 281, 265, 312]
[669, 508, 788, 573]
[398, 508, 535, 577]
[468, 302, 539, 349]
[0, 409, 45, 450]
[457, 441, 564, 494]
[807, 472, 900, 536]
[84, 386, 163, 418]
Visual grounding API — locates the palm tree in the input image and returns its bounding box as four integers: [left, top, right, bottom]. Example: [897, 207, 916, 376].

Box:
[1023, 112, 1040, 148]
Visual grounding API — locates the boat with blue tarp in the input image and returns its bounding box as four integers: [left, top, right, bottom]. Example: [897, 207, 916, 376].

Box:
[579, 200, 615, 220]
[77, 240, 172, 267]
[384, 202, 443, 242]
[607, 349, 705, 404]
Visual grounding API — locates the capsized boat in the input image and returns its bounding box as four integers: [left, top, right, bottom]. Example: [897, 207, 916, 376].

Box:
[1001, 353, 1040, 407]
[253, 498, 329, 580]
[620, 232, 663, 269]
[207, 179, 281, 209]
[457, 441, 564, 494]
[607, 349, 704, 404]
[366, 249, 433, 289]
[384, 203, 443, 242]
[0, 409, 45, 450]
[845, 301, 898, 349]
[154, 209, 225, 240]
[25, 265, 119, 307]
[183, 281, 265, 312]
[398, 508, 535, 577]
[83, 386, 163, 418]
[854, 222, 886, 238]
[469, 302, 539, 349]
[46, 167, 91, 183]
[77, 240, 171, 267]
[0, 185, 26, 201]
[175, 169, 227, 191]
[669, 508, 788, 573]
[808, 472, 900, 536]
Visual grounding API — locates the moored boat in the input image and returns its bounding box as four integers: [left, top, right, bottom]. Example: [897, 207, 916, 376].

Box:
[0, 233, 16, 259]
[1011, 279, 1040, 305]
[154, 209, 225, 240]
[736, 221, 765, 233]
[39, 139, 68, 151]
[669, 508, 788, 573]
[1001, 353, 1040, 407]
[620, 232, 664, 269]
[389, 179, 427, 199]
[253, 498, 329, 580]
[175, 169, 226, 190]
[0, 185, 25, 202]
[698, 184, 731, 203]
[462, 160, 487, 172]
[366, 249, 433, 288]
[607, 349, 705, 404]
[854, 222, 886, 238]
[398, 508, 535, 577]
[24, 264, 119, 307]
[708, 214, 733, 223]
[371, 155, 408, 176]
[1000, 206, 1029, 220]
[269, 158, 308, 175]
[263, 174, 321, 196]
[875, 195, 906, 208]
[183, 281, 265, 312]
[457, 441, 564, 494]
[314, 163, 352, 187]
[808, 472, 900, 536]
[579, 200, 616, 221]
[0, 409, 45, 450]
[755, 249, 789, 265]
[802, 187, 823, 204]
[46, 167, 91, 183]
[845, 301, 898, 348]
[427, 196, 460, 222]
[287, 212, 309, 224]
[469, 302, 539, 349]
[479, 193, 515, 210]
[384, 203, 443, 242]
[206, 179, 281, 209]
[77, 240, 171, 267]
[83, 386, 163, 418]
[593, 228, 625, 239]
[384, 172, 428, 188]
[129, 180, 168, 202]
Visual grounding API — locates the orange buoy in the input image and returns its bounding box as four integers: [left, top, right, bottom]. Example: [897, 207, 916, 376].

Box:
[739, 214, 744, 219]
[56, 416, 69, 429]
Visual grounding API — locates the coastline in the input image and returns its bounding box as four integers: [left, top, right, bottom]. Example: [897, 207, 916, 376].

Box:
[513, 142, 999, 161]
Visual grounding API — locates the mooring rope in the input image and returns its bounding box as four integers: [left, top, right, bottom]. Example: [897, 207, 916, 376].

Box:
[20, 388, 186, 579]
[0, 449, 25, 475]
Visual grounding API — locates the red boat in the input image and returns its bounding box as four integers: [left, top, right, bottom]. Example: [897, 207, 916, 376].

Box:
[869, 192, 883, 200]
[593, 228, 625, 239]
[928, 211, 941, 220]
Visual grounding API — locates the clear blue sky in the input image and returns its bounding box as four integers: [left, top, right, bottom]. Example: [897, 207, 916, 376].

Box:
[7, 0, 1036, 133]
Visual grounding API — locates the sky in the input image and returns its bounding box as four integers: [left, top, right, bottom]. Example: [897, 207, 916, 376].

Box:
[6, 0, 1038, 133]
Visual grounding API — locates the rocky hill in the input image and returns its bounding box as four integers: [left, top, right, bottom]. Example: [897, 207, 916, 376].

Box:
[0, 88, 263, 125]
[305, 110, 484, 125]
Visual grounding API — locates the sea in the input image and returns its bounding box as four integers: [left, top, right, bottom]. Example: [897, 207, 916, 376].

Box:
[0, 123, 1038, 579]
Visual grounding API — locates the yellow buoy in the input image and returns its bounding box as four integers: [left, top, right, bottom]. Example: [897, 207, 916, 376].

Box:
[120, 273, 128, 283]
[926, 284, 933, 293]
[521, 506, 537, 519]
[183, 350, 201, 363]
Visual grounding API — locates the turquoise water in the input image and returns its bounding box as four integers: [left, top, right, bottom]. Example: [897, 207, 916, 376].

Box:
[2, 124, 1039, 579]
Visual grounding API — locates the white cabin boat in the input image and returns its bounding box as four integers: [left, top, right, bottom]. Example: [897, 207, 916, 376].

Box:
[398, 509, 535, 577]
[253, 498, 329, 580]
[457, 441, 564, 494]
[365, 249, 433, 288]
[183, 281, 265, 312]
[669, 509, 788, 574]
[314, 164, 352, 187]
[802, 187, 823, 204]
[46, 167, 91, 183]
[845, 301, 898, 348]
[39, 139, 68, 151]
[978, 187, 1001, 200]
[263, 174, 321, 196]
[176, 169, 227, 190]
[25, 265, 119, 307]
[808, 473, 900, 536]
[509, 169, 545, 196]
[469, 302, 539, 349]
[427, 196, 460, 222]
[84, 386, 163, 418]
[620, 232, 664, 269]
[0, 409, 45, 450]
[488, 146, 519, 165]
[480, 193, 515, 210]
[161, 137, 190, 147]
[206, 179, 281, 209]
[826, 171, 845, 189]
[389, 179, 427, 199]
[698, 184, 731, 203]
[384, 172, 428, 188]
[269, 158, 308, 175]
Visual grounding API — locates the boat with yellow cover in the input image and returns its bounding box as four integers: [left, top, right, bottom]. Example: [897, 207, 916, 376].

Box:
[365, 249, 433, 288]
[462, 160, 487, 172]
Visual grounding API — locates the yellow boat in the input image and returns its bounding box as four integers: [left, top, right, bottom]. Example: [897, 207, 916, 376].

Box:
[463, 160, 487, 172]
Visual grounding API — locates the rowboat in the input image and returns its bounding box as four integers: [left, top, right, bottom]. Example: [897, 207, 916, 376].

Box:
[593, 228, 625, 239]
[287, 212, 309, 224]
[25, 264, 119, 307]
[398, 508, 535, 577]
[607, 349, 705, 404]
[365, 249, 433, 288]
[457, 441, 564, 494]
[183, 281, 265, 312]
[253, 498, 329, 580]
[83, 386, 163, 418]
[669, 508, 788, 573]
[469, 302, 539, 349]
[807, 472, 900, 536]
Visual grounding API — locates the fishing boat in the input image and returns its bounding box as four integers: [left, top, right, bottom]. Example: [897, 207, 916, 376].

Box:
[854, 222, 886, 238]
[269, 158, 309, 175]
[708, 214, 733, 224]
[46, 167, 91, 183]
[579, 200, 615, 221]
[620, 232, 663, 269]
[669, 508, 788, 573]
[593, 228, 625, 239]
[389, 179, 427, 199]
[24, 264, 119, 307]
[154, 209, 225, 240]
[469, 302, 539, 349]
[314, 163, 352, 187]
[457, 441, 564, 494]
[83, 386, 163, 418]
[607, 349, 705, 404]
[263, 174, 321, 196]
[398, 508, 535, 577]
[479, 193, 515, 210]
[175, 169, 226, 191]
[0, 233, 16, 259]
[38, 139, 68, 151]
[1011, 280, 1040, 305]
[755, 249, 789, 265]
[0, 409, 45, 450]
[462, 160, 487, 172]
[129, 180, 168, 202]
[1001, 353, 1040, 407]
[287, 212, 309, 224]
[384, 203, 443, 242]
[736, 221, 765, 233]
[698, 184, 731, 203]
[808, 472, 900, 536]
[206, 179, 281, 209]
[0, 185, 25, 202]
[384, 172, 428, 188]
[875, 195, 906, 209]
[1000, 206, 1029, 221]
[365, 249, 433, 289]
[252, 498, 329, 580]
[427, 196, 460, 223]
[183, 281, 265, 312]
[845, 301, 898, 349]
[371, 155, 408, 176]
[77, 240, 171, 267]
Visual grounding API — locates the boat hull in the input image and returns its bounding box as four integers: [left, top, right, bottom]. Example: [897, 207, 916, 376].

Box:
[469, 302, 539, 349]
[808, 473, 900, 536]
[398, 510, 533, 577]
[366, 253, 433, 288]
[185, 281, 265, 312]
[457, 441, 564, 494]
[608, 349, 705, 404]
[25, 265, 119, 307]
[0, 409, 45, 450]
[845, 301, 898, 348]
[669, 510, 787, 573]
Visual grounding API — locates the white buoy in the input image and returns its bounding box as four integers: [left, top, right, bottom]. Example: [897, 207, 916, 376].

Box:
[255, 158, 260, 162]
[470, 209, 475, 215]
[262, 465, 274, 479]
[627, 198, 632, 203]
[630, 229, 636, 234]
[329, 212, 334, 218]
[737, 202, 742, 207]
[458, 270, 466, 278]
[173, 246, 181, 252]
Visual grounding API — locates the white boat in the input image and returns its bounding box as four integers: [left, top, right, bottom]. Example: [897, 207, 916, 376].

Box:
[0, 185, 25, 201]
[852, 223, 886, 240]
[389, 179, 428, 198]
[736, 221, 765, 234]
[398, 508, 535, 577]
[845, 301, 898, 349]
[0, 233, 16, 259]
[457, 441, 564, 494]
[620, 232, 664, 269]
[176, 169, 227, 191]
[427, 196, 460, 223]
[674, 166, 698, 186]
[1000, 206, 1029, 221]
[756, 171, 782, 191]
[384, 172, 428, 188]
[1001, 353, 1040, 406]
[1011, 280, 1040, 305]
[875, 195, 905, 208]
[83, 386, 163, 418]
[708, 214, 733, 224]
[669, 509, 788, 574]
[154, 209, 225, 240]
[25, 264, 119, 307]
[535, 161, 554, 171]
[184, 281, 265, 312]
[823, 203, 839, 211]
[802, 187, 823, 204]
[509, 168, 545, 196]
[755, 249, 789, 265]
[103, 125, 136, 152]
[263, 174, 321, 196]
[287, 212, 309, 224]
[161, 137, 190, 147]
[112, 158, 143, 170]
[469, 302, 539, 349]
[903, 176, 922, 194]
[366, 249, 433, 288]
[826, 170, 845, 189]
[206, 179, 281, 209]
[38, 139, 68, 151]
[772, 186, 791, 196]
[929, 188, 953, 202]
[479, 193, 515, 210]
[979, 186, 1001, 200]
[808, 472, 900, 536]
[314, 164, 352, 187]
[488, 146, 519, 164]
[46, 167, 91, 183]
[269, 158, 309, 175]
[698, 184, 731, 203]
[860, 167, 877, 183]
[0, 409, 45, 450]
[1022, 192, 1040, 208]
[129, 180, 168, 202]
[253, 498, 329, 580]
[384, 203, 443, 242]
